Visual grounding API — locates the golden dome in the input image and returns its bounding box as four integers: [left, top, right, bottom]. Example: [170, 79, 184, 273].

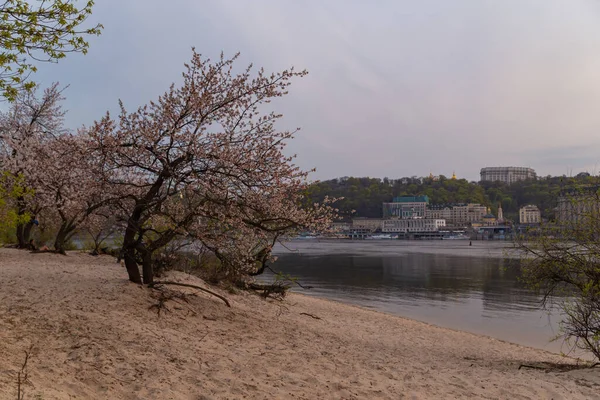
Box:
[451, 171, 457, 180]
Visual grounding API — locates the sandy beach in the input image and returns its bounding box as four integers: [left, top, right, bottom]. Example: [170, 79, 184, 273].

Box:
[0, 248, 598, 399]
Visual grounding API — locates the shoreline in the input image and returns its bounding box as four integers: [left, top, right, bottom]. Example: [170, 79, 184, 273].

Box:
[274, 239, 520, 259]
[290, 291, 558, 356]
[289, 290, 591, 360]
[1, 249, 598, 399]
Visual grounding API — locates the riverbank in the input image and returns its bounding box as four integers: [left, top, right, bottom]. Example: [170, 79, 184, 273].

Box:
[0, 249, 598, 399]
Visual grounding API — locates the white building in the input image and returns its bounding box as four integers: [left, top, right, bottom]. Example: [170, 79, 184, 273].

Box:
[382, 219, 446, 233]
[480, 167, 536, 184]
[519, 205, 541, 224]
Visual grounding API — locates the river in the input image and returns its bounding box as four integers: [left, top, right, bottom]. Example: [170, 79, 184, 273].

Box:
[265, 240, 573, 355]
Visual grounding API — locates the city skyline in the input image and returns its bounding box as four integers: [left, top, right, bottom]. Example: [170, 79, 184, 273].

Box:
[21, 0, 600, 181]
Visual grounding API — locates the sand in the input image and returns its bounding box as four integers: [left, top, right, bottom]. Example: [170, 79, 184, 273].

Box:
[0, 248, 598, 399]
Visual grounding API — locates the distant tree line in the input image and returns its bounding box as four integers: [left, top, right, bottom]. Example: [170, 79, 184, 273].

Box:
[307, 174, 600, 221]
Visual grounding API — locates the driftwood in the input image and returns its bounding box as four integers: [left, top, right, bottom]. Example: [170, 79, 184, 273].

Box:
[518, 362, 600, 372]
[150, 281, 231, 308]
[518, 364, 546, 371]
[148, 291, 171, 316]
[17, 346, 33, 400]
[299, 312, 321, 320]
[247, 282, 290, 299]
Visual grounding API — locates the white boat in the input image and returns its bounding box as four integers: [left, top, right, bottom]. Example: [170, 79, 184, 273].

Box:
[366, 234, 395, 240]
[443, 234, 470, 240]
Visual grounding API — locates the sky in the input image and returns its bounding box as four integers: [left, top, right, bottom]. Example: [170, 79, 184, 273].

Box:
[30, 0, 600, 181]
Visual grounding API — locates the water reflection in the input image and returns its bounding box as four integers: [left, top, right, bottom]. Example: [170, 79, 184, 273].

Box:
[263, 245, 566, 353]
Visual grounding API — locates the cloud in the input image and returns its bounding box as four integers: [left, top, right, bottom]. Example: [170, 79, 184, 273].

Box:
[27, 0, 600, 181]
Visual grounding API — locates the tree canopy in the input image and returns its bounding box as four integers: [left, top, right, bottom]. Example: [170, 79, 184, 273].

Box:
[0, 0, 102, 101]
[516, 188, 600, 360]
[0, 51, 336, 285]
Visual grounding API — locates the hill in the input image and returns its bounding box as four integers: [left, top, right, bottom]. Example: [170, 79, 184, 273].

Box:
[307, 175, 598, 221]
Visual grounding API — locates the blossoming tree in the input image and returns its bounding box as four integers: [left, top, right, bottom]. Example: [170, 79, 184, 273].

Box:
[88, 50, 335, 284]
[0, 84, 113, 252]
[0, 83, 66, 247]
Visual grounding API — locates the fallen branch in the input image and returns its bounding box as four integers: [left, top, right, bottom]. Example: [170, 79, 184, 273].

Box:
[148, 291, 171, 316]
[518, 362, 600, 372]
[518, 364, 546, 371]
[17, 345, 33, 400]
[248, 282, 289, 300]
[299, 312, 321, 320]
[150, 281, 231, 308]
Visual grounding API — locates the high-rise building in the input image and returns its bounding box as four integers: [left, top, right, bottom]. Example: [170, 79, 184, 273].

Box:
[480, 167, 536, 184]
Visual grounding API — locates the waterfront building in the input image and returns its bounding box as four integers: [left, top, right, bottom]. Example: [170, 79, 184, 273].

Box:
[331, 221, 352, 232]
[480, 167, 536, 184]
[426, 203, 487, 226]
[382, 196, 429, 219]
[482, 208, 497, 226]
[352, 218, 383, 231]
[382, 219, 446, 233]
[519, 205, 541, 225]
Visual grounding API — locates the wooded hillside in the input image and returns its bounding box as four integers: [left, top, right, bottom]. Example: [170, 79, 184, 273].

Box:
[307, 174, 597, 221]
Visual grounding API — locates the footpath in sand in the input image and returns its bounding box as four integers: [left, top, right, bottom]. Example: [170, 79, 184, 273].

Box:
[0, 248, 598, 399]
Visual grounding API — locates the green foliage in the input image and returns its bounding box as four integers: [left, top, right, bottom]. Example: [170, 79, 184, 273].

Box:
[0, 0, 102, 100]
[516, 186, 600, 360]
[0, 223, 16, 244]
[0, 171, 33, 231]
[308, 175, 593, 221]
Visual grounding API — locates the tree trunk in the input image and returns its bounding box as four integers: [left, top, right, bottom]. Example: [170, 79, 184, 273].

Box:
[15, 198, 31, 248]
[141, 249, 153, 285]
[23, 222, 33, 244]
[122, 177, 165, 284]
[54, 222, 78, 254]
[123, 248, 142, 284]
[16, 224, 26, 248]
[54, 227, 67, 254]
[16, 221, 34, 248]
[122, 218, 143, 284]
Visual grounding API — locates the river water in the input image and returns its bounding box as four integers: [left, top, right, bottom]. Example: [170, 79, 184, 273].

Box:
[265, 240, 572, 355]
